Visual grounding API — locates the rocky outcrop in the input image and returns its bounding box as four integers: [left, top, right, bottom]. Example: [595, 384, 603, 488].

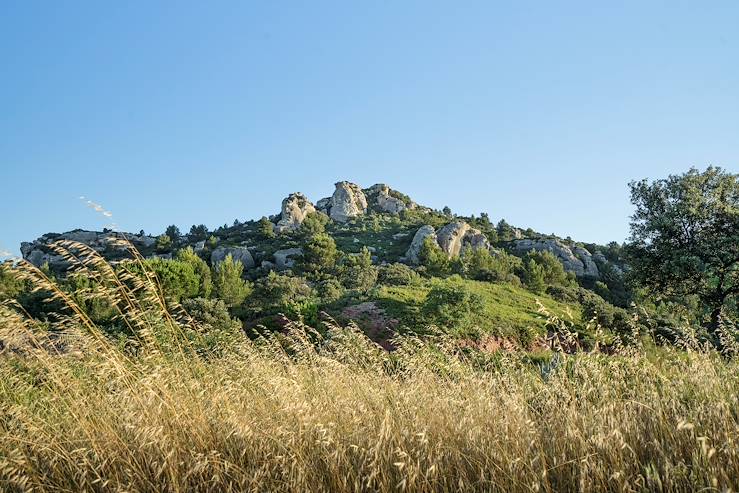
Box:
[572, 246, 599, 278]
[211, 246, 255, 269]
[21, 230, 158, 270]
[327, 182, 367, 222]
[436, 221, 471, 257]
[436, 221, 491, 257]
[273, 248, 303, 270]
[275, 193, 316, 233]
[404, 225, 437, 265]
[367, 184, 415, 214]
[513, 238, 599, 278]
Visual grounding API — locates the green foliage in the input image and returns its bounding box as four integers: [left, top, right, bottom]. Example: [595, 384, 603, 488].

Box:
[258, 216, 275, 239]
[300, 212, 330, 237]
[207, 235, 218, 249]
[155, 234, 172, 253]
[378, 263, 421, 286]
[213, 254, 252, 308]
[420, 276, 485, 332]
[165, 225, 181, 243]
[419, 237, 450, 276]
[176, 247, 213, 298]
[521, 258, 547, 294]
[183, 297, 240, 332]
[317, 278, 344, 303]
[250, 271, 315, 316]
[340, 247, 377, 292]
[299, 233, 338, 276]
[527, 251, 575, 288]
[626, 166, 739, 330]
[497, 219, 517, 242]
[145, 258, 201, 302]
[189, 224, 209, 241]
[0, 262, 24, 301]
[460, 248, 520, 282]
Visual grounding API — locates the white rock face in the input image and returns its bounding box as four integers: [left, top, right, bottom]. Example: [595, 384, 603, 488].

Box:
[436, 221, 471, 257]
[211, 246, 255, 269]
[275, 193, 316, 233]
[274, 248, 303, 270]
[328, 182, 367, 222]
[513, 238, 599, 278]
[404, 225, 437, 265]
[436, 221, 491, 257]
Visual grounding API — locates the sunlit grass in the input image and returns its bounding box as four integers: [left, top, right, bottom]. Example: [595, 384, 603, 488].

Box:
[1, 241, 738, 492]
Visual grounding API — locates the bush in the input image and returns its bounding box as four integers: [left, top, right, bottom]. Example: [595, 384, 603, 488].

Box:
[317, 278, 345, 304]
[250, 271, 315, 314]
[213, 254, 252, 308]
[299, 212, 330, 237]
[176, 247, 213, 298]
[460, 248, 520, 282]
[145, 258, 201, 302]
[340, 247, 377, 292]
[378, 263, 421, 286]
[521, 258, 546, 294]
[181, 297, 244, 353]
[418, 237, 450, 276]
[421, 276, 485, 331]
[299, 233, 338, 276]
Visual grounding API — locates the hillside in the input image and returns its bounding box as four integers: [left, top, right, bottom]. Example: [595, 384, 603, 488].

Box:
[13, 180, 631, 349]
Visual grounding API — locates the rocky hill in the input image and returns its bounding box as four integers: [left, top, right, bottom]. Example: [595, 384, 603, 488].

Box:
[21, 181, 624, 279]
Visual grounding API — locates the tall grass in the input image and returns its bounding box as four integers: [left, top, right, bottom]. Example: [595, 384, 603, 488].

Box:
[1, 241, 738, 492]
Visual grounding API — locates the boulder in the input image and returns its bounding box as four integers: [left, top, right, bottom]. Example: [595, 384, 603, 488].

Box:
[274, 248, 303, 270]
[328, 182, 367, 222]
[404, 225, 436, 265]
[211, 246, 255, 269]
[275, 192, 316, 233]
[436, 221, 491, 257]
[316, 197, 331, 212]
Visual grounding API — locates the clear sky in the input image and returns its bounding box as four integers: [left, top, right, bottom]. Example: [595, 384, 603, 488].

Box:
[2, 1, 738, 258]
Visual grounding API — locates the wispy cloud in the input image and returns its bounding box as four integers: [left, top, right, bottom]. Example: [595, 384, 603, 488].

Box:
[79, 196, 118, 230]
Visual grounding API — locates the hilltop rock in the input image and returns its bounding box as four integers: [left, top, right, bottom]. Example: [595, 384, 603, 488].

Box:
[404, 225, 436, 265]
[211, 246, 255, 269]
[21, 230, 158, 270]
[367, 184, 415, 214]
[274, 248, 303, 270]
[327, 182, 367, 222]
[462, 228, 491, 252]
[512, 238, 599, 278]
[275, 193, 316, 233]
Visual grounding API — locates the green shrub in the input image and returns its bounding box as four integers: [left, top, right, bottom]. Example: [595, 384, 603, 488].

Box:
[340, 247, 377, 292]
[419, 237, 450, 276]
[213, 254, 252, 308]
[421, 275, 485, 331]
[378, 263, 421, 286]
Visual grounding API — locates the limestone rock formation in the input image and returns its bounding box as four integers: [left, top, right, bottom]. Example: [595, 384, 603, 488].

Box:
[367, 184, 414, 214]
[512, 238, 599, 278]
[435, 222, 491, 257]
[275, 193, 316, 233]
[436, 221, 471, 257]
[21, 230, 158, 270]
[404, 225, 437, 265]
[274, 248, 303, 270]
[327, 182, 367, 222]
[211, 246, 255, 269]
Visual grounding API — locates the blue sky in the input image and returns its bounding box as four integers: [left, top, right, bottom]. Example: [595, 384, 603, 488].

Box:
[2, 1, 738, 257]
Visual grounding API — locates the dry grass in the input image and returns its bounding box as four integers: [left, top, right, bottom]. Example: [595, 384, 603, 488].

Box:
[1, 241, 739, 492]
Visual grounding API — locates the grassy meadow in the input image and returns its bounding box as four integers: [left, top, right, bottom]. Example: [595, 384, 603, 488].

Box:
[1, 241, 738, 492]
